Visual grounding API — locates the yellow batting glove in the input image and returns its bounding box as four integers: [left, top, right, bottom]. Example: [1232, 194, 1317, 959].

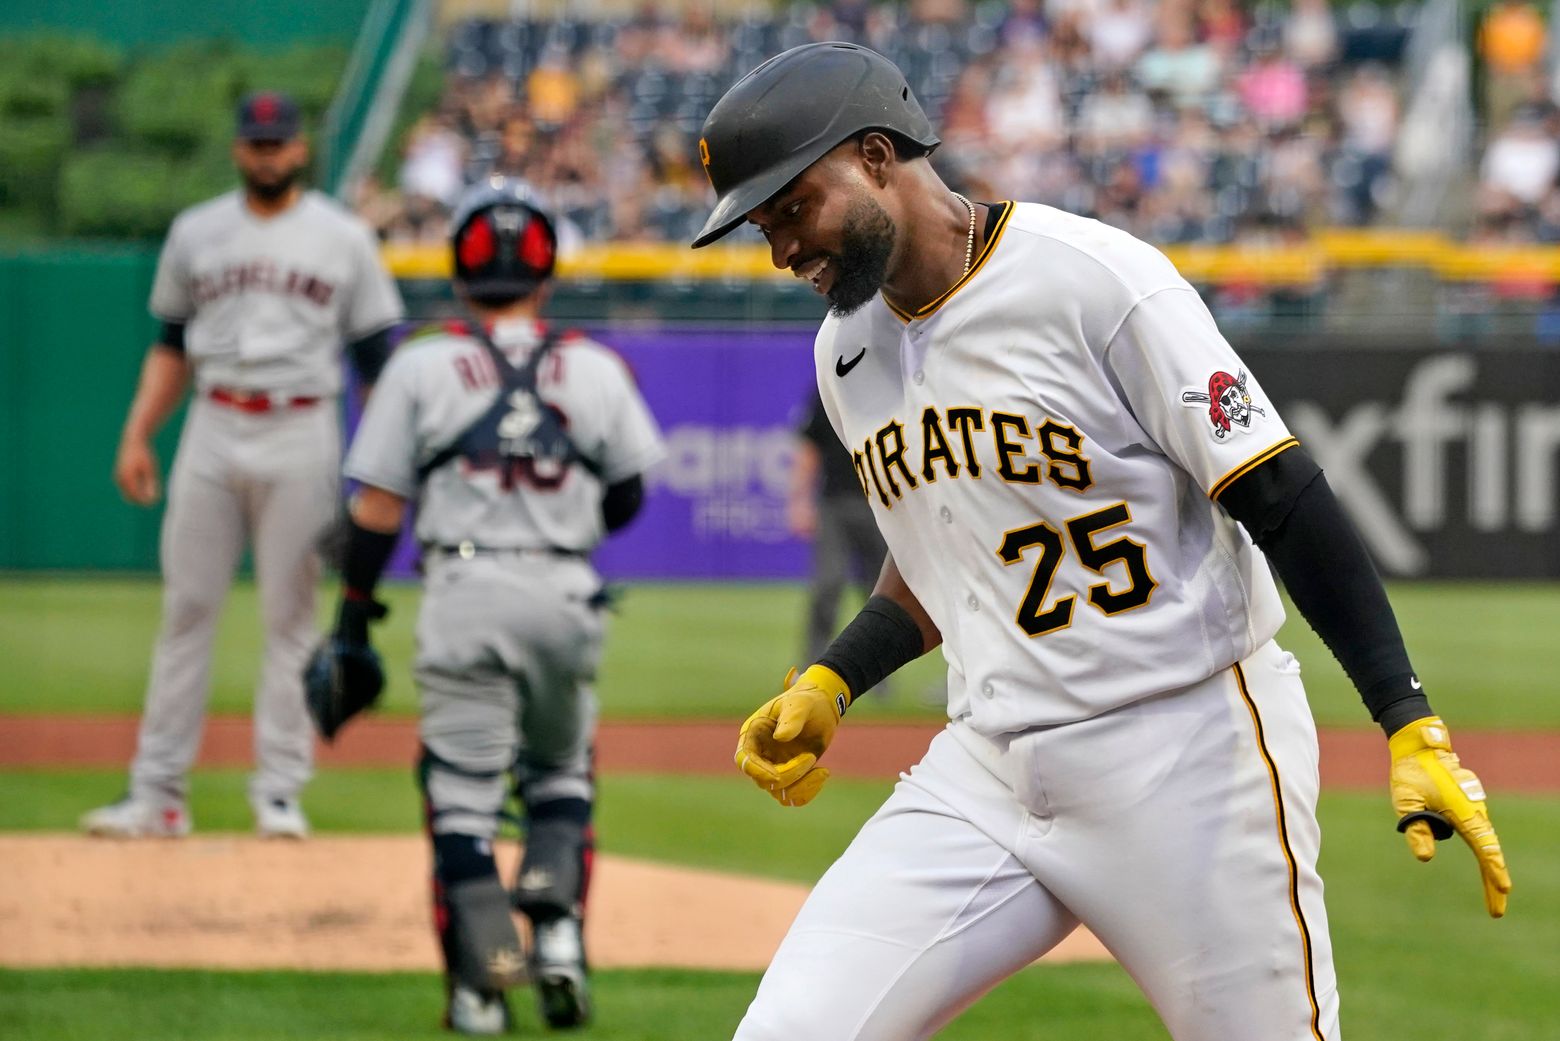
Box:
[734, 665, 852, 807]
[1388, 716, 1512, 918]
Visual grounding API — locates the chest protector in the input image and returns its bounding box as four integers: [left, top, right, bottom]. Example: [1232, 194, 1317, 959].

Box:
[417, 322, 602, 490]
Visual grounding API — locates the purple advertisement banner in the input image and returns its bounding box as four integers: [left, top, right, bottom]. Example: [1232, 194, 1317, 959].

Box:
[591, 326, 819, 579]
[375, 326, 822, 580]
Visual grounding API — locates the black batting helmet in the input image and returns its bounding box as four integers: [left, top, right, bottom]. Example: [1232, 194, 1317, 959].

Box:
[690, 42, 940, 249]
[450, 177, 557, 299]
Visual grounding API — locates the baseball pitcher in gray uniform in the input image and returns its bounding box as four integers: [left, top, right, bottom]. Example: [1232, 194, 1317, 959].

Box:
[82, 91, 405, 840]
[319, 178, 663, 1034]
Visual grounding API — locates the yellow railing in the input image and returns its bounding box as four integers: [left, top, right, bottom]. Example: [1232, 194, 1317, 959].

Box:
[384, 230, 1560, 285]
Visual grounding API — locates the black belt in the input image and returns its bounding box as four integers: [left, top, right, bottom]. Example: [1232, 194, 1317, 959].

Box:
[426, 541, 586, 561]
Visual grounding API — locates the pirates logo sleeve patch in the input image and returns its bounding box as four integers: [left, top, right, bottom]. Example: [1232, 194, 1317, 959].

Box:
[1180, 368, 1267, 440]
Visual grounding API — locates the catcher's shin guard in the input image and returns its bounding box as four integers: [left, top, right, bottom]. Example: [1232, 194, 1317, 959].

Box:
[511, 802, 593, 923]
[512, 799, 593, 1028]
[432, 833, 529, 994]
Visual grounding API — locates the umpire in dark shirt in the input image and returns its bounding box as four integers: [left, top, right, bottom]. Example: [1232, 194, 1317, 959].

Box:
[788, 388, 890, 668]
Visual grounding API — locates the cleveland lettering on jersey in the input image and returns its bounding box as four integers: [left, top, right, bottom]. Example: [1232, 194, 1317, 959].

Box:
[190, 260, 337, 307]
[849, 406, 1095, 506]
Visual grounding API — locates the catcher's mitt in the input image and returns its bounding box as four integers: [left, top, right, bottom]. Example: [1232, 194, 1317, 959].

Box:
[303, 637, 386, 743]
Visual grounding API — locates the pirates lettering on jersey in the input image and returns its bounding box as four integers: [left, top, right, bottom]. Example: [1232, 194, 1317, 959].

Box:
[1180, 369, 1267, 440]
[852, 406, 1095, 507]
[191, 261, 336, 307]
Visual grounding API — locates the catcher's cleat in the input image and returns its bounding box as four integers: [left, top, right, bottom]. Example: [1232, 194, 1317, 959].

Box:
[531, 918, 590, 1028]
[446, 983, 511, 1036]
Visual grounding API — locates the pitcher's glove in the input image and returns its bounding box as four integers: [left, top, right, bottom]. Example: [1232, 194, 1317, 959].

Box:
[303, 598, 388, 743]
[734, 665, 852, 807]
[1389, 715, 1512, 917]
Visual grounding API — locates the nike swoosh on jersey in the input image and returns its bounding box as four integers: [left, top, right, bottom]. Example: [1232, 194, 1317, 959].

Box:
[835, 348, 867, 377]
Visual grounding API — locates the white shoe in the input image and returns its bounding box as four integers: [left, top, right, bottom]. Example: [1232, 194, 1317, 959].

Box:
[252, 796, 309, 839]
[531, 917, 591, 1028]
[447, 984, 510, 1035]
[80, 795, 191, 838]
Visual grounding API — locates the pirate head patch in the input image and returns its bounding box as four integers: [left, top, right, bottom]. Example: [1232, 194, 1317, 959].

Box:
[1181, 369, 1266, 439]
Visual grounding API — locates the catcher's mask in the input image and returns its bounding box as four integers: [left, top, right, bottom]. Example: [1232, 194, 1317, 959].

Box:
[691, 42, 940, 248]
[451, 177, 558, 300]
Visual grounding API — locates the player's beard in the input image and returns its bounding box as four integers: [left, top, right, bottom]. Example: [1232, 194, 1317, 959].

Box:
[242, 163, 303, 203]
[826, 196, 896, 318]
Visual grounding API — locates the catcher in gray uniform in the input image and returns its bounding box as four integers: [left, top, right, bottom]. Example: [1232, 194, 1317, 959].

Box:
[309, 178, 664, 1034]
[83, 91, 404, 841]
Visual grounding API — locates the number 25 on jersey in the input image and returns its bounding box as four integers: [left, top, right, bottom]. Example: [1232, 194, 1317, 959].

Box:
[997, 502, 1157, 637]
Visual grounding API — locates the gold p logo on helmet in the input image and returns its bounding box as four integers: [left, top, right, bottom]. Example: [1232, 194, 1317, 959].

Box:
[699, 137, 711, 171]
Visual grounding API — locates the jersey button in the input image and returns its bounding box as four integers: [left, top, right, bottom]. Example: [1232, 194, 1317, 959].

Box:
[912, 370, 925, 385]
[939, 506, 952, 523]
[966, 593, 979, 611]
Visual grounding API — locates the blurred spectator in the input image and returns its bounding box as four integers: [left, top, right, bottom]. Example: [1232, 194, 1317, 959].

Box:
[352, 174, 407, 241]
[1197, 0, 1247, 54]
[359, 1, 1461, 257]
[1076, 71, 1155, 154]
[999, 0, 1047, 46]
[1284, 0, 1339, 71]
[988, 59, 1067, 154]
[482, 112, 537, 181]
[1265, 126, 1328, 223]
[1477, 0, 1546, 132]
[1136, 11, 1222, 109]
[399, 114, 466, 208]
[1334, 63, 1398, 224]
[655, 7, 728, 73]
[1480, 104, 1560, 208]
[527, 45, 581, 128]
[1087, 0, 1154, 70]
[1237, 38, 1308, 129]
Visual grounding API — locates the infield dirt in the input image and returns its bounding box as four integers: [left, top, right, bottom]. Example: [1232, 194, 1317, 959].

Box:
[0, 835, 1110, 972]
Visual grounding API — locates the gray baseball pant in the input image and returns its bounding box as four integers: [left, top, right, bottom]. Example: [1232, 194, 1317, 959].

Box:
[129, 397, 338, 804]
[416, 554, 604, 839]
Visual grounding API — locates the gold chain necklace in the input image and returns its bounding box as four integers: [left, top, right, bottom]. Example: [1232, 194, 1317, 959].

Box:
[952, 192, 976, 275]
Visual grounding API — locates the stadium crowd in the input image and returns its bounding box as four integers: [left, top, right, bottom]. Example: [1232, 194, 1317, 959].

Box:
[354, 0, 1544, 251]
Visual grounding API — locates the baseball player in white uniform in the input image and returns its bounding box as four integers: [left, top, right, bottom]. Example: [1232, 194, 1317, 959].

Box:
[82, 91, 405, 840]
[693, 45, 1512, 1040]
[318, 178, 663, 1034]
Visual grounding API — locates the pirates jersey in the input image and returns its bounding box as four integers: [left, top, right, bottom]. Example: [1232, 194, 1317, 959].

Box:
[344, 318, 665, 553]
[817, 202, 1297, 734]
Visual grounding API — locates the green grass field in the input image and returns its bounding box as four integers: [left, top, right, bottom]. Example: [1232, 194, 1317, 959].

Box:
[4, 575, 1557, 1038]
[3, 575, 1557, 727]
[0, 965, 1172, 1041]
[4, 767, 1557, 1040]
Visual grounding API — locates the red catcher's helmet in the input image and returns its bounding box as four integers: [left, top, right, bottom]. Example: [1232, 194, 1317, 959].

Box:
[450, 177, 557, 299]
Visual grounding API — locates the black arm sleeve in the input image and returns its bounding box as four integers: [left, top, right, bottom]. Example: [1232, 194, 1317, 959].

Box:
[159, 321, 187, 353]
[816, 595, 927, 706]
[341, 518, 398, 600]
[1218, 446, 1431, 736]
[602, 474, 644, 533]
[347, 327, 395, 385]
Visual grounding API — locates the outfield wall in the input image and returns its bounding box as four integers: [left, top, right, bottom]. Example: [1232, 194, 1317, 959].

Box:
[0, 0, 371, 46]
[3, 251, 1559, 578]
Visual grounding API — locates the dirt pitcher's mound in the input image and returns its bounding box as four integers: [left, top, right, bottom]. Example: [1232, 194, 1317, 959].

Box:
[0, 836, 1110, 973]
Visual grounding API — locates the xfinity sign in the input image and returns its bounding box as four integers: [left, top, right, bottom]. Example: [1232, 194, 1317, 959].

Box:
[1250, 348, 1560, 577]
